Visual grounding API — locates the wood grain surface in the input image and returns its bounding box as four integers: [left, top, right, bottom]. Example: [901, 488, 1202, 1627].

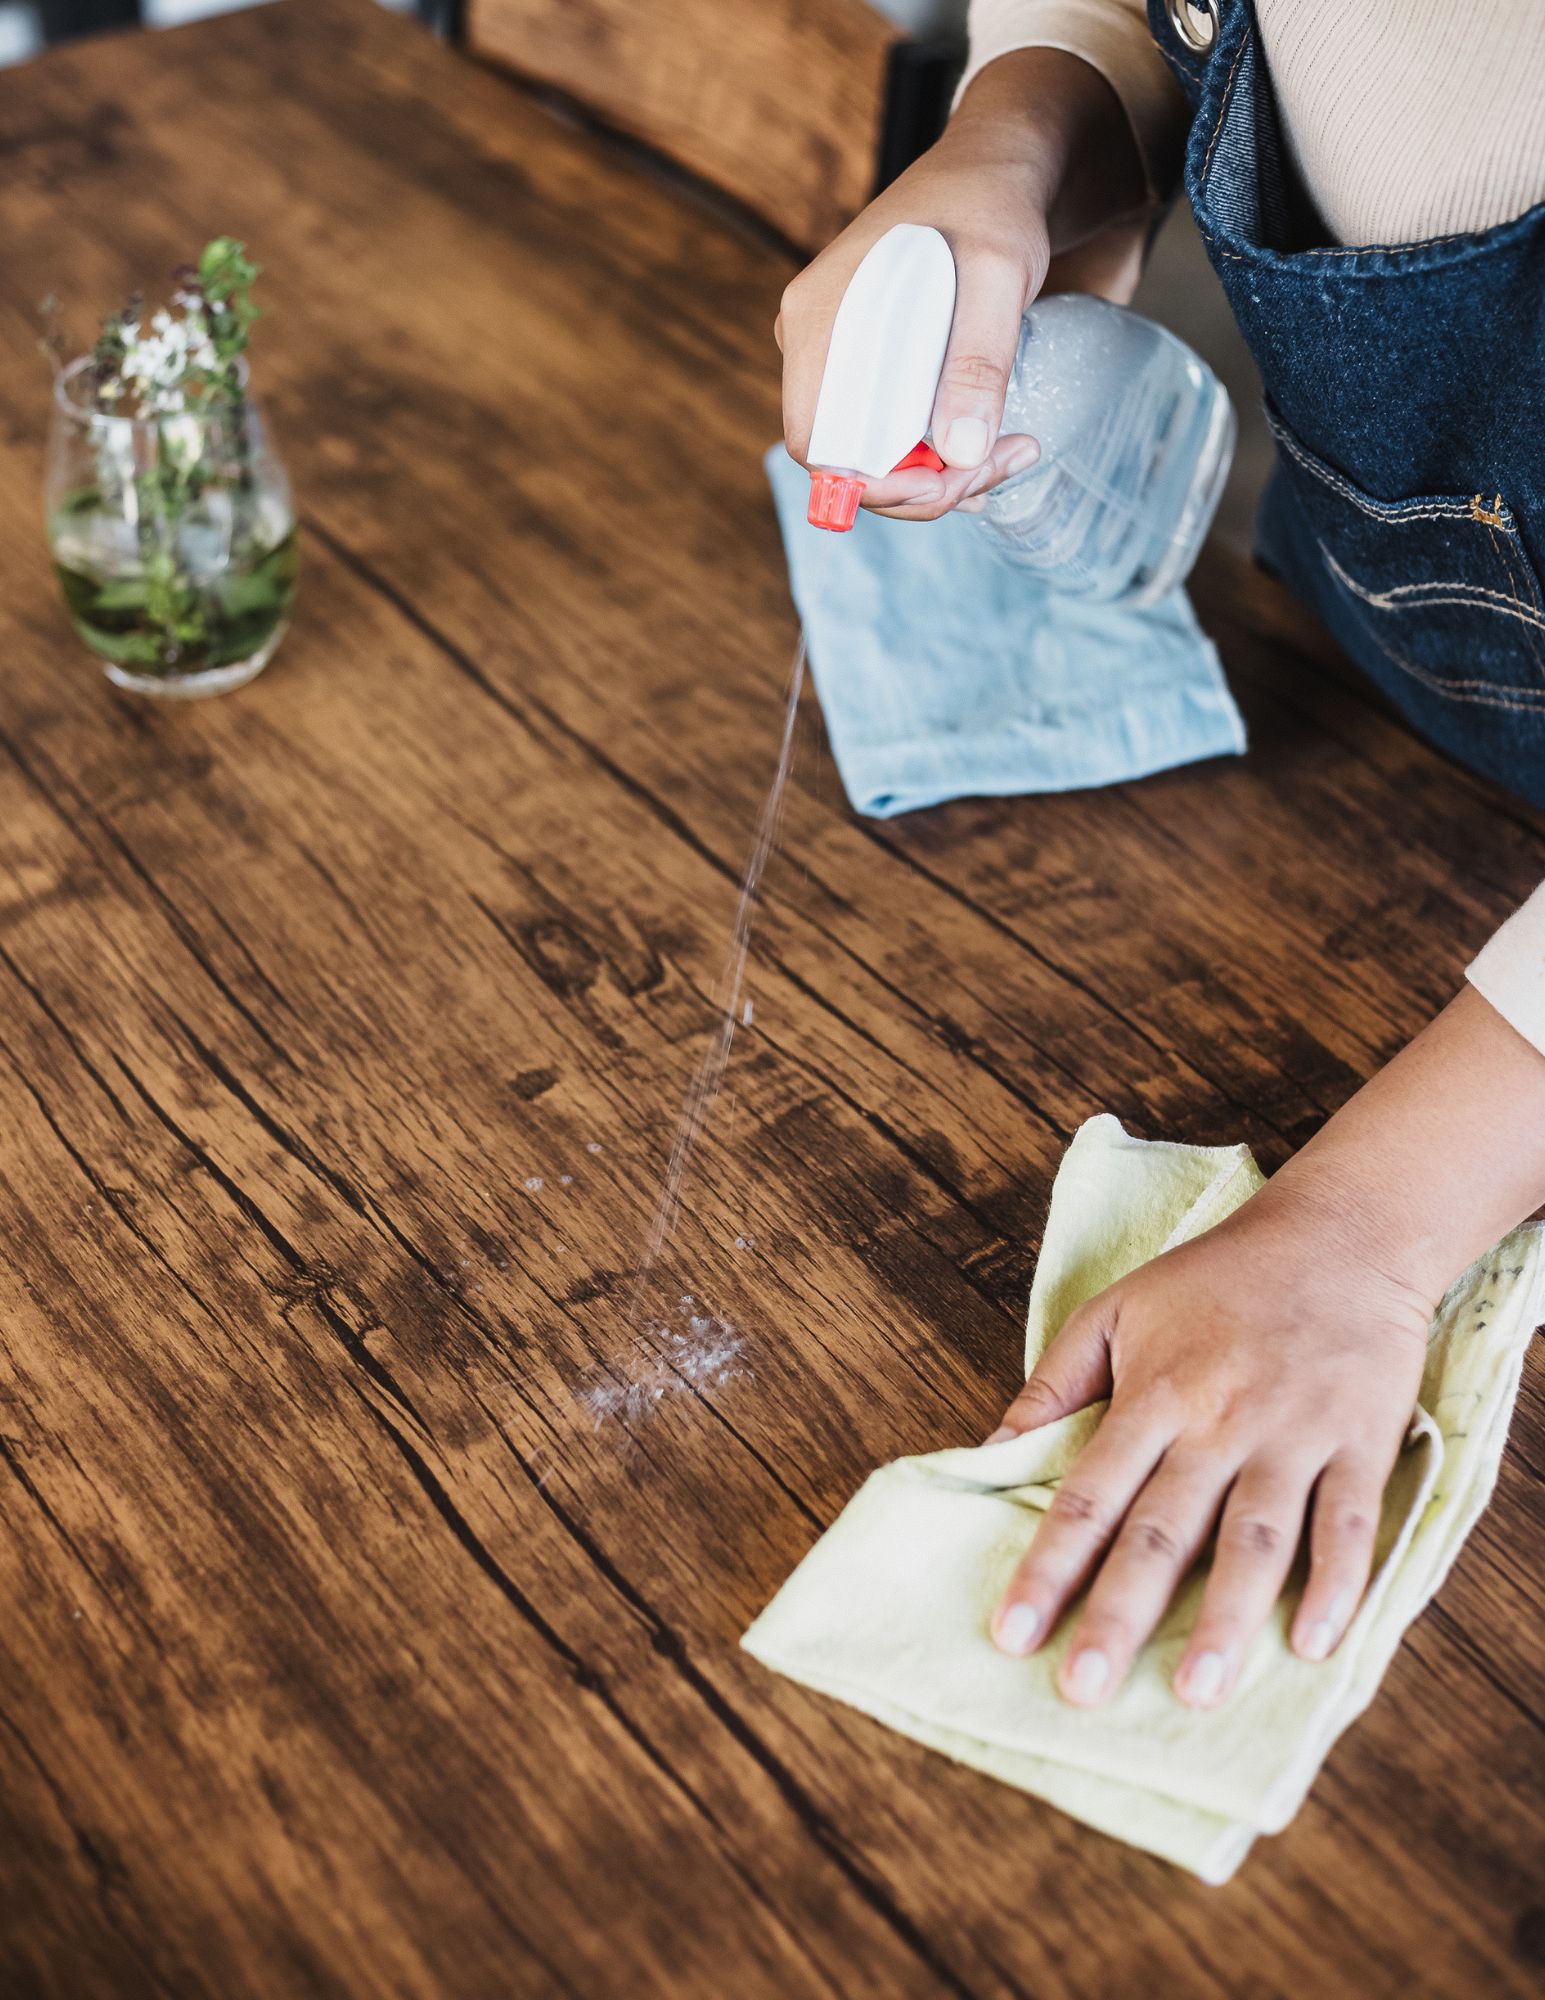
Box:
[0, 3, 1540, 1995]
[466, 0, 898, 251]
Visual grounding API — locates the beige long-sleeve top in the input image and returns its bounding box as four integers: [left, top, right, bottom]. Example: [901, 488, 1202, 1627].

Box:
[963, 0, 1545, 1052]
[963, 1, 1545, 241]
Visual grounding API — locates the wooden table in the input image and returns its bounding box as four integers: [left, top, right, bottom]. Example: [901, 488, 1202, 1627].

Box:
[0, 4, 1540, 1994]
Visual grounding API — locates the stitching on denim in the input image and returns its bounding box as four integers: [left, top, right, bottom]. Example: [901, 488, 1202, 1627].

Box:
[1319, 542, 1545, 709]
[1320, 555, 1545, 636]
[1500, 523, 1545, 625]
[1269, 421, 1475, 522]
[1201, 219, 1495, 269]
[1276, 230, 1474, 264]
[1196, 225, 1246, 265]
[1471, 494, 1509, 529]
[1349, 585, 1545, 635]
[1484, 521, 1545, 684]
[1196, 199, 1488, 267]
[1339, 614, 1545, 711]
[1198, 24, 1250, 188]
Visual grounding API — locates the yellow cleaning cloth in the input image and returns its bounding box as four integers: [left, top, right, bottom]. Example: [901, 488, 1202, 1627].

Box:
[742, 1115, 1543, 1882]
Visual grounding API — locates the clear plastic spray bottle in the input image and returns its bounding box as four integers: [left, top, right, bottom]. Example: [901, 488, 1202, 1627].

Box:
[805, 224, 1235, 608]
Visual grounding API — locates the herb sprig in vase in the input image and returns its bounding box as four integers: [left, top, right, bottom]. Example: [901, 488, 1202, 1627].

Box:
[44, 239, 298, 697]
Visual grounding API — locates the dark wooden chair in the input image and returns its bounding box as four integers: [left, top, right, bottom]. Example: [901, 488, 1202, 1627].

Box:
[30, 2, 952, 244]
[422, 0, 960, 252]
[31, 3, 958, 246]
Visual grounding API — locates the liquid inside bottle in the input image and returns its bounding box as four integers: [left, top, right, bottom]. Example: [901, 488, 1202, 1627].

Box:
[976, 294, 1236, 607]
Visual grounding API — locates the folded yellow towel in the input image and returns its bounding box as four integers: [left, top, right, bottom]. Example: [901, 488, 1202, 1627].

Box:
[742, 1115, 1543, 1882]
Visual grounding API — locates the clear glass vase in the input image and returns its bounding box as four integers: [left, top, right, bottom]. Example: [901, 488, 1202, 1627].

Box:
[45, 358, 298, 698]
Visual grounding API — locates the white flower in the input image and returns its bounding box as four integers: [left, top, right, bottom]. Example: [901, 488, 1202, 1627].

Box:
[114, 298, 222, 415]
[160, 413, 205, 461]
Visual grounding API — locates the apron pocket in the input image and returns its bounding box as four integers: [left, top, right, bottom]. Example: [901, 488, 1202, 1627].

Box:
[1264, 404, 1545, 711]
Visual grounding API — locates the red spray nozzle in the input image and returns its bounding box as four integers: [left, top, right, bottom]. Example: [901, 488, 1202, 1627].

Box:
[806, 440, 947, 531]
[807, 470, 865, 531]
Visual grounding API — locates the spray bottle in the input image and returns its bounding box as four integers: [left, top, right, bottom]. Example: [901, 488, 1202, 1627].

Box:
[804, 223, 1235, 608]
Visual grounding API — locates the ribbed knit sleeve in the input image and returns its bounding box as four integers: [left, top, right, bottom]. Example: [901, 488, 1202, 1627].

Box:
[958, 4, 1543, 244]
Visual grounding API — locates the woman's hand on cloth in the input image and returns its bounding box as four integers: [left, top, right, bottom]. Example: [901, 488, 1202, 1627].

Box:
[987, 1186, 1431, 1708]
[990, 984, 1545, 1708]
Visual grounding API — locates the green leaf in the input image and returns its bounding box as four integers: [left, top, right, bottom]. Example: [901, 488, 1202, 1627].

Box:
[91, 579, 152, 611]
[90, 628, 172, 668]
[215, 571, 283, 620]
[54, 484, 103, 519]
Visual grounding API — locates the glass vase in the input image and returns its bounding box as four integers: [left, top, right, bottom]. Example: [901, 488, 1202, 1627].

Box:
[45, 358, 298, 698]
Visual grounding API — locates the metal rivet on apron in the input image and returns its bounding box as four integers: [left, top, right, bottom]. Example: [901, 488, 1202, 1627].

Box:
[1167, 0, 1218, 53]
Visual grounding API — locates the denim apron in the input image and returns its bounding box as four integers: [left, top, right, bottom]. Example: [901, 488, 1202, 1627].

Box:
[1147, 0, 1545, 804]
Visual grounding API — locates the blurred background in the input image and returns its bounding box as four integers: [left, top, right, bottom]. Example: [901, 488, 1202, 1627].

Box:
[1, 0, 1269, 546]
[0, 0, 415, 63]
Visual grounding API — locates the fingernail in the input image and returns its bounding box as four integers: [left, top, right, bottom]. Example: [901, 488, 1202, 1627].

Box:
[1299, 1619, 1336, 1662]
[983, 1425, 1017, 1445]
[1179, 1649, 1228, 1706]
[1064, 1649, 1109, 1703]
[995, 1603, 1040, 1655]
[1000, 434, 1041, 474]
[1299, 1587, 1354, 1661]
[938, 416, 989, 468]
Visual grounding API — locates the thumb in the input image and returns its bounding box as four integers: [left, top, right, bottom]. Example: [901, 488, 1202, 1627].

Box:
[986, 1299, 1115, 1442]
[930, 249, 1036, 472]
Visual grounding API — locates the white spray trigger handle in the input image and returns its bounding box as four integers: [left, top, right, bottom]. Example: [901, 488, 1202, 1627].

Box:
[806, 224, 958, 480]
